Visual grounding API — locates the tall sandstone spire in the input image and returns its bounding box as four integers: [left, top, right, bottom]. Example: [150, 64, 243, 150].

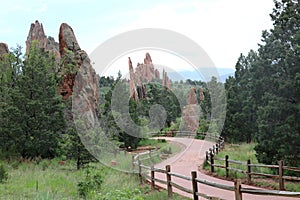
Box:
[26, 20, 60, 59]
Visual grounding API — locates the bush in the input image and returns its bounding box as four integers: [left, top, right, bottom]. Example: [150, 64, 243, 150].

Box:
[78, 166, 104, 198]
[0, 164, 8, 183]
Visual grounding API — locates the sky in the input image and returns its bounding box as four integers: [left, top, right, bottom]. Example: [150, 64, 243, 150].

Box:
[0, 0, 275, 77]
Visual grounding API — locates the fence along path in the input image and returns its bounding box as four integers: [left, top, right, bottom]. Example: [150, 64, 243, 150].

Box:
[206, 150, 300, 191]
[134, 136, 300, 200]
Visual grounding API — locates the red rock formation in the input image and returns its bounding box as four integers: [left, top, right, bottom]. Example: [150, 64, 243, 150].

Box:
[182, 87, 200, 132]
[161, 69, 171, 91]
[144, 52, 152, 64]
[129, 57, 138, 101]
[199, 87, 205, 101]
[26, 20, 60, 59]
[129, 53, 170, 100]
[187, 87, 198, 104]
[24, 21, 99, 123]
[0, 43, 9, 60]
[162, 69, 166, 89]
[60, 23, 99, 126]
[154, 69, 160, 79]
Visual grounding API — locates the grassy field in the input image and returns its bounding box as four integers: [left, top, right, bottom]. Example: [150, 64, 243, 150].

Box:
[202, 143, 300, 192]
[0, 139, 189, 200]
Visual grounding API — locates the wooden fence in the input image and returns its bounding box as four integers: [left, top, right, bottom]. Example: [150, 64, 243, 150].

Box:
[206, 149, 300, 190]
[134, 161, 300, 200]
[132, 133, 300, 199]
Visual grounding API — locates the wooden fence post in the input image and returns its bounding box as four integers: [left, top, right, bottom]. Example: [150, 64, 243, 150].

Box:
[138, 160, 143, 184]
[166, 165, 173, 199]
[151, 165, 155, 190]
[234, 179, 242, 200]
[191, 171, 199, 200]
[279, 160, 285, 190]
[210, 150, 214, 173]
[225, 155, 229, 178]
[247, 159, 251, 184]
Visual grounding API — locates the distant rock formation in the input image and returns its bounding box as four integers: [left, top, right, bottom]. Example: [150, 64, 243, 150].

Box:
[26, 20, 60, 59]
[162, 69, 171, 91]
[25, 20, 99, 124]
[0, 43, 9, 60]
[182, 87, 203, 132]
[187, 87, 198, 104]
[129, 53, 171, 100]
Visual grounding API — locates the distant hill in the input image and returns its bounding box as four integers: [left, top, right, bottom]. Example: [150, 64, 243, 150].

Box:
[167, 68, 234, 82]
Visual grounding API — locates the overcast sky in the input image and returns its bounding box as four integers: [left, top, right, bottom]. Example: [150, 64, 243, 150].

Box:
[0, 0, 275, 77]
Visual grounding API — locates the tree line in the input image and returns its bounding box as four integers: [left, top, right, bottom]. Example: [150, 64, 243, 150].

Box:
[222, 0, 300, 167]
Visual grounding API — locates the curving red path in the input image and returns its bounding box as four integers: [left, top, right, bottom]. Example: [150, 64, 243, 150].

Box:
[153, 137, 298, 200]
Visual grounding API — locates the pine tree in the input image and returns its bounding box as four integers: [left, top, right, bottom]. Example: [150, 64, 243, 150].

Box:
[253, 0, 300, 166]
[13, 42, 65, 158]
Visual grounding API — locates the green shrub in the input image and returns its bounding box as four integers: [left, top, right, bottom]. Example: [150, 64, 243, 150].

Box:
[78, 166, 104, 198]
[0, 164, 8, 183]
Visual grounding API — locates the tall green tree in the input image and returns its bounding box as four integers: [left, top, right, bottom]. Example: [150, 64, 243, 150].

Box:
[223, 0, 300, 166]
[0, 46, 23, 157]
[13, 42, 65, 158]
[253, 0, 300, 166]
[222, 51, 258, 143]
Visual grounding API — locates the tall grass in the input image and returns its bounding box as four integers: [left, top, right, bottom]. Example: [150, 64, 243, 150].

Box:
[0, 140, 188, 199]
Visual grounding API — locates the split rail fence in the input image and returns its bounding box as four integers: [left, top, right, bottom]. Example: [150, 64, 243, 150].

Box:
[132, 131, 300, 199]
[206, 146, 300, 190]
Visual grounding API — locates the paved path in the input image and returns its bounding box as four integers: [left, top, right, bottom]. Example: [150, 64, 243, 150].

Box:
[152, 137, 298, 200]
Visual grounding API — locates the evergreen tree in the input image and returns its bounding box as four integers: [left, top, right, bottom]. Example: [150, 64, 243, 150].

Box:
[253, 0, 300, 166]
[0, 47, 22, 157]
[222, 51, 258, 143]
[13, 42, 65, 158]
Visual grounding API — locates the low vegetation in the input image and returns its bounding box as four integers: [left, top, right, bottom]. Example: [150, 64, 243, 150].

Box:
[0, 139, 188, 199]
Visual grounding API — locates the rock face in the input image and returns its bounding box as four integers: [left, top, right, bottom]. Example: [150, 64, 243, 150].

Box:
[129, 53, 171, 100]
[182, 87, 201, 132]
[25, 20, 99, 126]
[59, 23, 99, 124]
[187, 87, 198, 104]
[0, 43, 9, 60]
[26, 20, 60, 59]
[199, 87, 205, 101]
[129, 57, 138, 101]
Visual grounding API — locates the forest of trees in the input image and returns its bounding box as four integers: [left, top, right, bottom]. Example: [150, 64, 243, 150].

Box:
[222, 0, 300, 166]
[0, 0, 298, 170]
